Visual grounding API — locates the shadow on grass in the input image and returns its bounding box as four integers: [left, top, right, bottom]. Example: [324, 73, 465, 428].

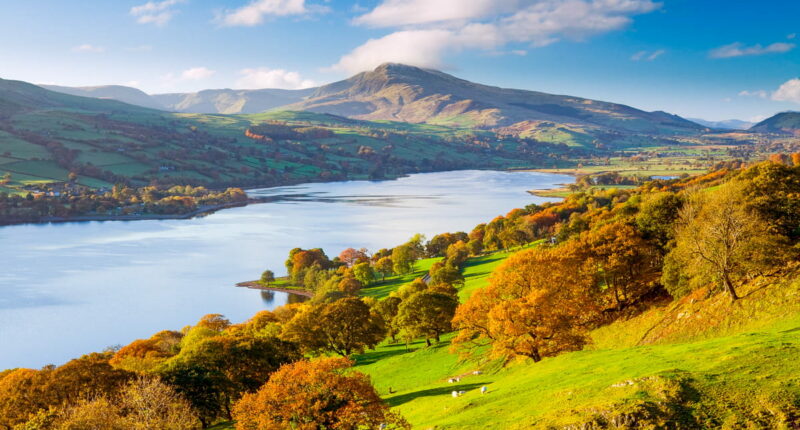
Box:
[354, 346, 412, 366]
[385, 382, 488, 407]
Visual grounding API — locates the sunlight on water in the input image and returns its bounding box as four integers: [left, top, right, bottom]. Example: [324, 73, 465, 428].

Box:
[0, 170, 571, 369]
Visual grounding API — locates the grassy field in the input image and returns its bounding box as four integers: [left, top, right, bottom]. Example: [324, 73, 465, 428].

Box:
[349, 257, 800, 429]
[212, 247, 800, 429]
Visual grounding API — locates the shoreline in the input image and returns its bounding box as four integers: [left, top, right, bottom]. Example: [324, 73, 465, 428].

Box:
[1, 168, 571, 227]
[235, 281, 314, 298]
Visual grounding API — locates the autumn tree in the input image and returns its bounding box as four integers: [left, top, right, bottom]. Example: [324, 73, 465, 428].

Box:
[452, 248, 599, 361]
[338, 248, 368, 267]
[445, 240, 470, 266]
[394, 291, 458, 346]
[338, 277, 363, 295]
[281, 298, 385, 356]
[232, 358, 409, 430]
[664, 184, 790, 300]
[428, 262, 465, 289]
[116, 376, 201, 430]
[573, 222, 660, 311]
[53, 397, 127, 430]
[373, 297, 402, 342]
[375, 256, 393, 280]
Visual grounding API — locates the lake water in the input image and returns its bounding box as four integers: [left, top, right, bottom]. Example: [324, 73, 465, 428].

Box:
[0, 170, 571, 369]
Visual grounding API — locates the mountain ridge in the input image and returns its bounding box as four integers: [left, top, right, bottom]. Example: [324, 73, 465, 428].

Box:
[37, 64, 702, 136]
[751, 111, 800, 134]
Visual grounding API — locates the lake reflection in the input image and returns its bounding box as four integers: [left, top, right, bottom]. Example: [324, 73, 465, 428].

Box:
[0, 170, 571, 369]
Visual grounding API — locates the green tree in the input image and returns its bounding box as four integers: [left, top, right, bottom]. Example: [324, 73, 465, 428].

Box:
[391, 244, 414, 275]
[259, 270, 275, 285]
[394, 291, 458, 346]
[373, 297, 402, 342]
[352, 262, 375, 286]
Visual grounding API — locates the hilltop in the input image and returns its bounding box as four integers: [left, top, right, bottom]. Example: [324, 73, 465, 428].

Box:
[288, 63, 703, 135]
[751, 111, 800, 134]
[41, 64, 704, 147]
[0, 78, 574, 197]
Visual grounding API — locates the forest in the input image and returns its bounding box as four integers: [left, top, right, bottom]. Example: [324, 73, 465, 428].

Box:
[3, 156, 800, 429]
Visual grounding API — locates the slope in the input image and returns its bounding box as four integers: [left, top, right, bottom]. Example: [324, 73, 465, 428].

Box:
[751, 111, 800, 134]
[152, 88, 316, 114]
[40, 84, 167, 110]
[287, 63, 703, 136]
[353, 256, 800, 429]
[0, 79, 572, 193]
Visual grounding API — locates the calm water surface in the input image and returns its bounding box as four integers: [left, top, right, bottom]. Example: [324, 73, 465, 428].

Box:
[0, 170, 571, 369]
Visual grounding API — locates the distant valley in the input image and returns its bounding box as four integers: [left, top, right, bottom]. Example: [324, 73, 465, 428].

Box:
[0, 63, 796, 205]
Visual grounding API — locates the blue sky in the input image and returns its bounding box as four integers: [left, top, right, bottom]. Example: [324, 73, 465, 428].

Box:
[0, 0, 798, 121]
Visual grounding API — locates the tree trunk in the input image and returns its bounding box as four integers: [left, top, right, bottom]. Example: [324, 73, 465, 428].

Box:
[722, 271, 739, 301]
[425, 338, 431, 347]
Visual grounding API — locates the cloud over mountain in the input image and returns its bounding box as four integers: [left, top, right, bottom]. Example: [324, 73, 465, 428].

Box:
[333, 0, 661, 73]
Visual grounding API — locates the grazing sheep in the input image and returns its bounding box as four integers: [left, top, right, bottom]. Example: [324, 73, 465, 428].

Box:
[480, 386, 488, 394]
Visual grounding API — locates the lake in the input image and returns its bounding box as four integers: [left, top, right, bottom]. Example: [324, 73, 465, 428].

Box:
[0, 170, 571, 369]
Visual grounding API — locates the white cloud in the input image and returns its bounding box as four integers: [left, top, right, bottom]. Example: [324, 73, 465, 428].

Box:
[772, 78, 800, 104]
[788, 33, 797, 40]
[738, 89, 768, 99]
[218, 0, 326, 27]
[330, 30, 460, 73]
[631, 49, 664, 61]
[353, 0, 513, 28]
[130, 0, 186, 26]
[335, 0, 661, 74]
[709, 42, 795, 59]
[180, 67, 216, 81]
[72, 44, 105, 53]
[236, 67, 316, 89]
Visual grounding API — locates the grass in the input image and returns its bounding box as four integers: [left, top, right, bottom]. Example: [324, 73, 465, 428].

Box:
[351, 251, 800, 429]
[353, 294, 800, 429]
[215, 251, 800, 429]
[360, 257, 441, 299]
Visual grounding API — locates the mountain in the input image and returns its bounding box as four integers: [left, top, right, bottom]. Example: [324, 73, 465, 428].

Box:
[152, 88, 316, 114]
[285, 63, 703, 135]
[751, 111, 800, 134]
[38, 65, 702, 139]
[42, 84, 317, 115]
[688, 118, 754, 130]
[40, 84, 166, 110]
[1, 77, 563, 193]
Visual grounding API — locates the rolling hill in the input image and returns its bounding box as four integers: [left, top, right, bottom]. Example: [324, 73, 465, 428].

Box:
[41, 84, 316, 115]
[40, 84, 167, 110]
[152, 88, 315, 114]
[687, 117, 754, 130]
[1, 78, 571, 194]
[286, 63, 703, 135]
[751, 111, 800, 134]
[40, 64, 703, 145]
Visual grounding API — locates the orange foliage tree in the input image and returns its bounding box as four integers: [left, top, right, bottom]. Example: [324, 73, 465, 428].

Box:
[452, 247, 599, 361]
[232, 358, 409, 430]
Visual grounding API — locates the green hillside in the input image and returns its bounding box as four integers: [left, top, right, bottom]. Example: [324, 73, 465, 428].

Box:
[0, 79, 579, 194]
[352, 257, 800, 429]
[751, 111, 800, 134]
